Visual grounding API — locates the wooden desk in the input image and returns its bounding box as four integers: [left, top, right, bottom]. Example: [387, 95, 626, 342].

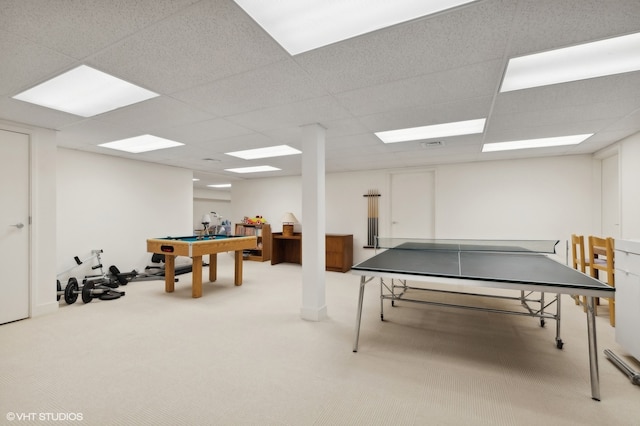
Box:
[271, 232, 302, 265]
[271, 233, 353, 272]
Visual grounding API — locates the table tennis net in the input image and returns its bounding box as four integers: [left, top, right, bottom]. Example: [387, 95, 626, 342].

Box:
[374, 238, 559, 254]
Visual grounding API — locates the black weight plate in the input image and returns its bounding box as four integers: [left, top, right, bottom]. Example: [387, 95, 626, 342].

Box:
[64, 278, 79, 304]
[99, 291, 123, 300]
[82, 281, 95, 303]
[57, 280, 61, 301]
[109, 265, 128, 285]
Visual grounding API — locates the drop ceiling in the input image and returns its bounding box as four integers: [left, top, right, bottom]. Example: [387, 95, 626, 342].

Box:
[1, 0, 639, 190]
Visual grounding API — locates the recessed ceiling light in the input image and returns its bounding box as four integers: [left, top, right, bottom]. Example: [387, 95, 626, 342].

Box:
[192, 178, 200, 182]
[207, 184, 232, 188]
[226, 145, 301, 160]
[225, 165, 281, 174]
[482, 134, 593, 152]
[500, 32, 640, 92]
[98, 135, 184, 153]
[234, 0, 478, 55]
[12, 65, 159, 117]
[376, 119, 486, 143]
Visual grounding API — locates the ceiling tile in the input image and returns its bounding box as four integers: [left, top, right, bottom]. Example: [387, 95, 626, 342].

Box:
[94, 96, 215, 132]
[172, 59, 329, 116]
[507, 0, 640, 57]
[334, 60, 503, 117]
[88, 0, 288, 94]
[228, 96, 353, 132]
[0, 30, 75, 96]
[0, 0, 202, 59]
[293, 0, 516, 94]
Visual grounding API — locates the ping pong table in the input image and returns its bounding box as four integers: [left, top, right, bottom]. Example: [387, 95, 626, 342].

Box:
[351, 238, 615, 401]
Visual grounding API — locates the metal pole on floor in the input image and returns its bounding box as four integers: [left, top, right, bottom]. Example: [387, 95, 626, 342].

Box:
[604, 349, 640, 385]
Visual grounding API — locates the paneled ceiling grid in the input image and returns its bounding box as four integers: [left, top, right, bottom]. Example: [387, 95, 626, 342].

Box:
[0, 0, 638, 188]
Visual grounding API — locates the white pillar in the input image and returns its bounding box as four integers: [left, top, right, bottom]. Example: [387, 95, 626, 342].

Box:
[300, 123, 327, 321]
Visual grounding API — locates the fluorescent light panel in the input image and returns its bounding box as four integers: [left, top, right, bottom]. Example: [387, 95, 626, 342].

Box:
[207, 184, 232, 188]
[99, 135, 184, 153]
[13, 65, 159, 117]
[225, 166, 281, 174]
[234, 0, 477, 55]
[376, 118, 486, 143]
[482, 134, 593, 152]
[226, 145, 301, 160]
[501, 32, 640, 92]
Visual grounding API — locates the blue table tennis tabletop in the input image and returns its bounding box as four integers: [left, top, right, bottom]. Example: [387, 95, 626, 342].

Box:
[351, 239, 615, 401]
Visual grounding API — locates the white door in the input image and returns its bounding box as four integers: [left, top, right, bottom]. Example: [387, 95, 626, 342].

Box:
[601, 154, 620, 238]
[390, 171, 435, 239]
[0, 129, 30, 324]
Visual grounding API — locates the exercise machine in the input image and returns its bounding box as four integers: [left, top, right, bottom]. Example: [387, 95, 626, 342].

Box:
[141, 253, 194, 278]
[57, 250, 104, 304]
[56, 249, 125, 304]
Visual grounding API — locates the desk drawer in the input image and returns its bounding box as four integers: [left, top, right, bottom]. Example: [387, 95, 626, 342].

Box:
[615, 248, 640, 274]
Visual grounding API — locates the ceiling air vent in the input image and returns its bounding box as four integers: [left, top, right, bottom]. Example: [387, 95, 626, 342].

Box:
[420, 141, 444, 148]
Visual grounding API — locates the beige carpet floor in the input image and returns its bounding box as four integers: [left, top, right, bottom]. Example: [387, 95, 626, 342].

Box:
[1, 253, 639, 425]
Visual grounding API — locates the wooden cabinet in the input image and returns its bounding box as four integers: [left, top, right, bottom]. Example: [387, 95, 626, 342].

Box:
[326, 234, 353, 272]
[271, 232, 302, 265]
[271, 232, 353, 272]
[235, 223, 271, 262]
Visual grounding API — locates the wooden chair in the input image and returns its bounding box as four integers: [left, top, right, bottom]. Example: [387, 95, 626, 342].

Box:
[588, 236, 615, 326]
[570, 234, 591, 308]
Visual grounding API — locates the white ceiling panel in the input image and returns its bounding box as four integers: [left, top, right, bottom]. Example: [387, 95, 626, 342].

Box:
[0, 0, 202, 59]
[507, 0, 640, 57]
[293, 0, 516, 94]
[357, 97, 493, 133]
[172, 59, 328, 116]
[0, 30, 75, 96]
[160, 118, 254, 146]
[88, 0, 288, 94]
[227, 96, 353, 132]
[334, 60, 503, 117]
[0, 0, 639, 189]
[93, 96, 214, 132]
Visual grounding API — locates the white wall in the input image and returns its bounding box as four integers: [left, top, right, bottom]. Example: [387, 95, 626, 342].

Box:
[56, 149, 193, 282]
[435, 155, 596, 240]
[619, 132, 640, 239]
[193, 199, 231, 231]
[231, 172, 390, 262]
[231, 176, 303, 233]
[232, 155, 601, 263]
[193, 188, 232, 232]
[31, 127, 58, 315]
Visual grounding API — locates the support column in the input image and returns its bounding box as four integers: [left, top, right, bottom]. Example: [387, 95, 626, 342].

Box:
[300, 123, 327, 321]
